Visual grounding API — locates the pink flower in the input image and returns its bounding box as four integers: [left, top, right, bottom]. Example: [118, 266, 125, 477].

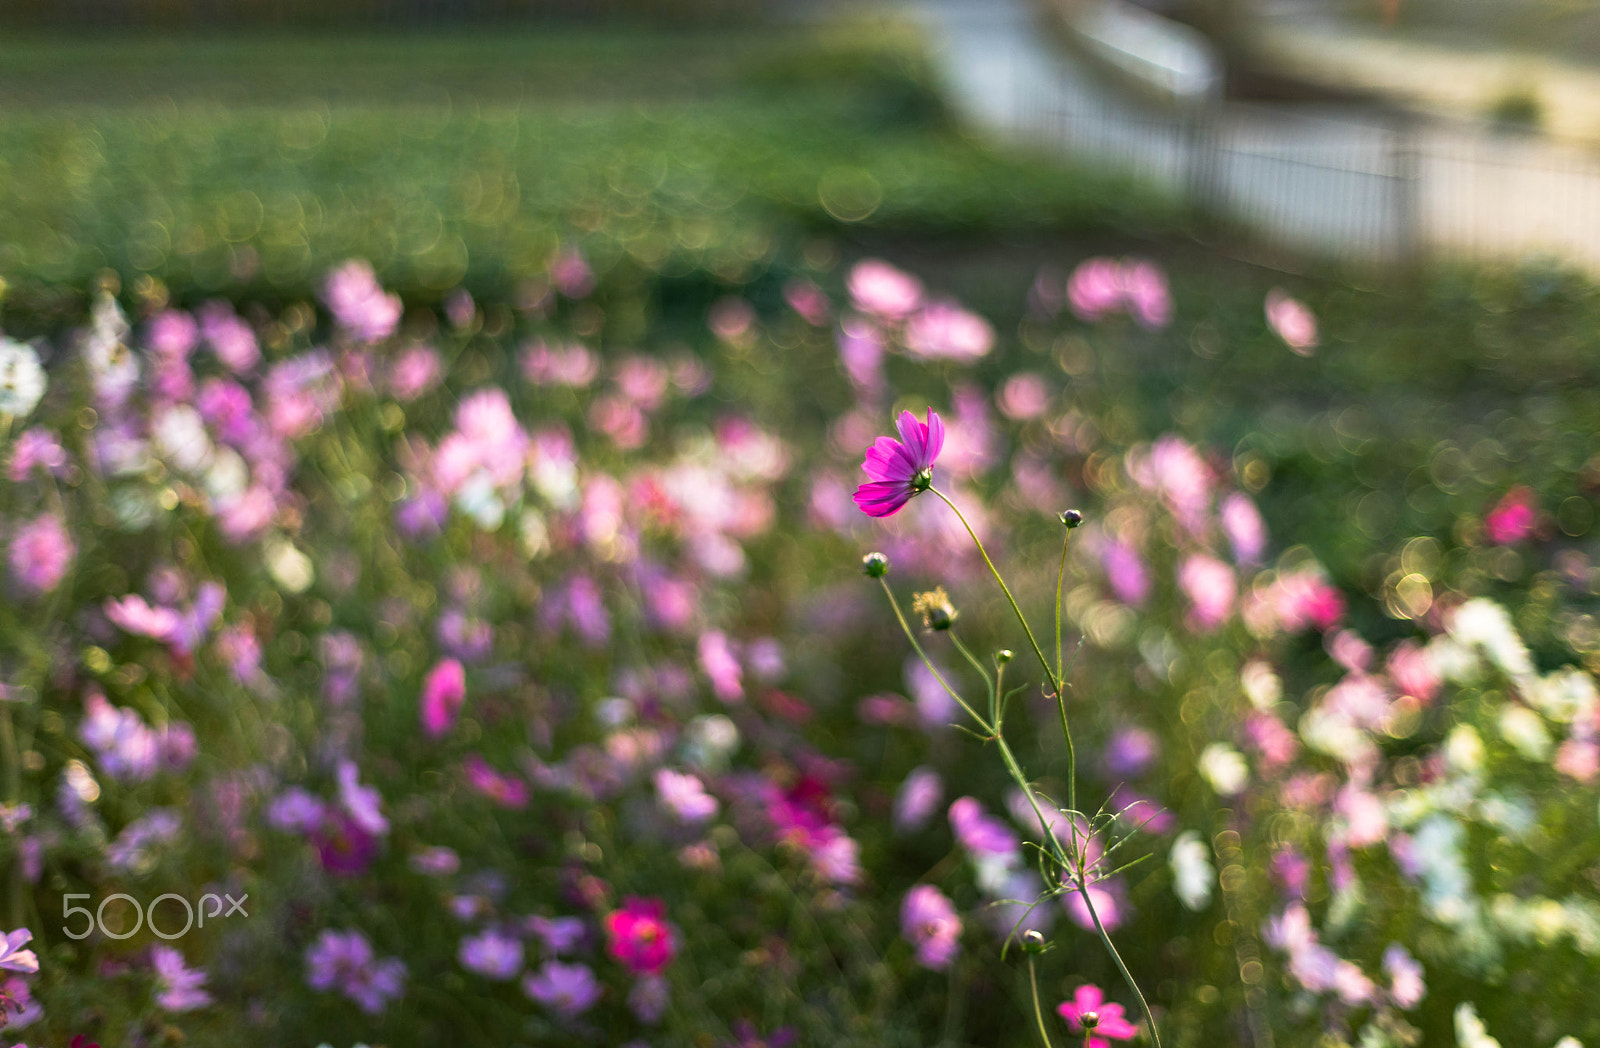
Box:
[853, 408, 945, 518]
[901, 884, 961, 970]
[1066, 257, 1171, 329]
[847, 259, 923, 319]
[150, 945, 212, 1012]
[9, 513, 74, 595]
[903, 301, 994, 361]
[1178, 554, 1235, 632]
[1219, 492, 1267, 565]
[1485, 486, 1537, 544]
[654, 768, 719, 824]
[420, 658, 467, 739]
[698, 630, 743, 703]
[604, 897, 678, 976]
[104, 595, 181, 643]
[322, 260, 401, 343]
[1266, 288, 1318, 355]
[1120, 260, 1171, 329]
[1057, 984, 1139, 1047]
[462, 754, 530, 809]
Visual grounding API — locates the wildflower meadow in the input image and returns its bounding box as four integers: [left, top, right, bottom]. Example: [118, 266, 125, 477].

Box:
[1, 20, 1600, 1048]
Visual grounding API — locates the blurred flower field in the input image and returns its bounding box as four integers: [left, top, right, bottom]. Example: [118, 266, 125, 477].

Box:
[1, 19, 1600, 1048]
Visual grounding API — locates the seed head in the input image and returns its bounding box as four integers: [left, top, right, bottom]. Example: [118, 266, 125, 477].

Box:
[911, 587, 958, 631]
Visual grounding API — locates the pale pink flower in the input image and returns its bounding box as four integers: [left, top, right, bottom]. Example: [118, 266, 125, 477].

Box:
[1178, 554, 1235, 632]
[847, 259, 923, 319]
[9, 513, 74, 595]
[1266, 288, 1318, 355]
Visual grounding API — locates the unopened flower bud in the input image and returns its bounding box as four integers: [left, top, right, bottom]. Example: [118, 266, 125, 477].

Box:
[911, 588, 958, 631]
[862, 552, 890, 578]
[1079, 1010, 1100, 1030]
[995, 649, 1014, 665]
[1059, 509, 1085, 529]
[1021, 929, 1048, 954]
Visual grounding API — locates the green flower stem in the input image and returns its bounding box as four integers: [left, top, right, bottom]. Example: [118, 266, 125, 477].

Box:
[876, 578, 992, 734]
[1028, 954, 1056, 1048]
[948, 632, 997, 726]
[1073, 875, 1162, 1048]
[930, 488, 1079, 825]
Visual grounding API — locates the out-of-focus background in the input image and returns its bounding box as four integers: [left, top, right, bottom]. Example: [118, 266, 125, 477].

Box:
[2, 2, 1600, 1047]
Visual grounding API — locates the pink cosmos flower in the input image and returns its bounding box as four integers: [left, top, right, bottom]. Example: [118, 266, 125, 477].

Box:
[654, 768, 719, 824]
[104, 595, 182, 643]
[698, 630, 743, 703]
[1485, 486, 1537, 544]
[1066, 257, 1172, 329]
[900, 884, 961, 970]
[903, 301, 995, 361]
[604, 897, 677, 976]
[847, 259, 923, 319]
[322, 260, 401, 343]
[9, 513, 74, 595]
[1220, 492, 1267, 565]
[420, 658, 467, 739]
[1057, 983, 1139, 1047]
[1178, 553, 1235, 632]
[853, 409, 945, 518]
[462, 754, 530, 809]
[1266, 288, 1318, 355]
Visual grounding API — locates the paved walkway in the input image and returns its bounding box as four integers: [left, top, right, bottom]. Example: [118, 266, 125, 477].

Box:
[903, 0, 1600, 274]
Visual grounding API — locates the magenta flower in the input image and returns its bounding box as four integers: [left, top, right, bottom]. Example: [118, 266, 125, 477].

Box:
[1485, 486, 1537, 544]
[420, 658, 467, 739]
[604, 897, 677, 976]
[1057, 983, 1139, 1047]
[853, 409, 945, 518]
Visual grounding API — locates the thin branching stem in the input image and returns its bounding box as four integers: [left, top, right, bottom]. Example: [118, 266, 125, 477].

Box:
[1027, 954, 1055, 1048]
[875, 578, 991, 734]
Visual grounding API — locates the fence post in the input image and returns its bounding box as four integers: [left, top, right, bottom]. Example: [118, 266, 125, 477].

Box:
[1389, 113, 1422, 273]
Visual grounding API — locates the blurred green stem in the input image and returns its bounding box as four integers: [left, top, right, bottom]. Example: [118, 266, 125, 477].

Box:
[1028, 954, 1055, 1048]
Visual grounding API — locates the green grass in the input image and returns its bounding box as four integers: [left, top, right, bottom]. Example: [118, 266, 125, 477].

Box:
[0, 24, 1179, 312]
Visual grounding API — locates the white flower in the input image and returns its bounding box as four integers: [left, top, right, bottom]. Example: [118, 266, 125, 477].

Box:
[1528, 667, 1598, 724]
[1446, 724, 1485, 773]
[265, 540, 314, 594]
[1454, 1002, 1502, 1048]
[1450, 599, 1533, 681]
[1498, 705, 1552, 761]
[1169, 830, 1214, 910]
[1198, 743, 1249, 796]
[153, 404, 214, 474]
[0, 337, 46, 417]
[1240, 659, 1281, 710]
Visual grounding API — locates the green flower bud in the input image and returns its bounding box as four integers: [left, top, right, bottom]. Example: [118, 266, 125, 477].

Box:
[1059, 509, 1085, 528]
[862, 552, 890, 578]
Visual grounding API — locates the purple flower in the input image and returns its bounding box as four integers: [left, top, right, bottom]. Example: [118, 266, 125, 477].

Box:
[0, 930, 38, 974]
[337, 760, 388, 836]
[627, 972, 669, 1024]
[892, 766, 943, 834]
[9, 513, 74, 596]
[1384, 943, 1425, 1009]
[523, 960, 602, 1018]
[948, 797, 1019, 859]
[459, 928, 524, 981]
[901, 885, 961, 970]
[853, 409, 945, 518]
[305, 928, 406, 1015]
[526, 915, 587, 955]
[409, 846, 460, 876]
[150, 945, 212, 1012]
